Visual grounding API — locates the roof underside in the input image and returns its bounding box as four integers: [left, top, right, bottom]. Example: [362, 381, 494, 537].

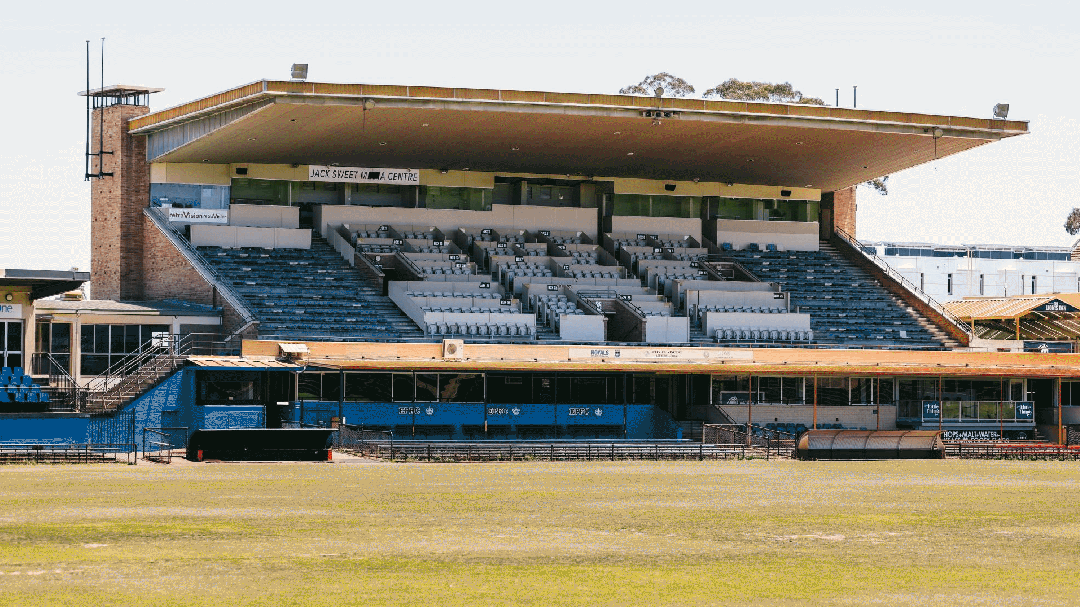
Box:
[132, 81, 1028, 192]
[1, 269, 89, 300]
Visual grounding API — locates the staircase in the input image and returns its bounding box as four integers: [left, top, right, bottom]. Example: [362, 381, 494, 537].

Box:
[81, 336, 192, 414]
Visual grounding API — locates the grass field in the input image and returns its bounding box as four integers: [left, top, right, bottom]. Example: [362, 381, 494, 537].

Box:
[0, 459, 1078, 606]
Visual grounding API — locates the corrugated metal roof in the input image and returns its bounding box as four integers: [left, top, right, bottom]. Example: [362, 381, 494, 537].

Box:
[946, 296, 1053, 320]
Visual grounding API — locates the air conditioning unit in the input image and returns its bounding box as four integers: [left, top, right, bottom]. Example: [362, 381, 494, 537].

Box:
[442, 339, 464, 360]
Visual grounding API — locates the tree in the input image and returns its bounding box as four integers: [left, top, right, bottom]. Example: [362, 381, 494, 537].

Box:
[864, 177, 889, 196]
[701, 78, 825, 105]
[1065, 208, 1080, 236]
[619, 73, 696, 98]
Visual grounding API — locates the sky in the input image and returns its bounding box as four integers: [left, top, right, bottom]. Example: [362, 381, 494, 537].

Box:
[2, 0, 1078, 270]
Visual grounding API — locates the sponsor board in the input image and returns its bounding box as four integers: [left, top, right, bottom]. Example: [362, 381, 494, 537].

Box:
[308, 165, 419, 184]
[568, 347, 752, 361]
[167, 208, 229, 223]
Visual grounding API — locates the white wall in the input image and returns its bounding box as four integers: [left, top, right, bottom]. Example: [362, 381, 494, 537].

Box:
[712, 219, 819, 252]
[190, 225, 311, 249]
[881, 256, 1080, 302]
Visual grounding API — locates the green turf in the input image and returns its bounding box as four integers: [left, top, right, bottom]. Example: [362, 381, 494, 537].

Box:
[0, 460, 1078, 606]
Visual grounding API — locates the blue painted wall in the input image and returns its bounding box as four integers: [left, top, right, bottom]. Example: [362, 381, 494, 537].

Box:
[293, 401, 680, 440]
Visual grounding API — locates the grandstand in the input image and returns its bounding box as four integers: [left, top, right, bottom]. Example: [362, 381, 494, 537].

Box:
[10, 77, 1080, 452]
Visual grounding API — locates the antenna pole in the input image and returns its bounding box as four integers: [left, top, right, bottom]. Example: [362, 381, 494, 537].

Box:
[853, 85, 857, 109]
[85, 40, 91, 180]
[98, 38, 105, 163]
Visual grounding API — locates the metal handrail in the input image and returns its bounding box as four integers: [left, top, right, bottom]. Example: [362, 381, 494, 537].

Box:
[144, 207, 257, 326]
[833, 227, 972, 337]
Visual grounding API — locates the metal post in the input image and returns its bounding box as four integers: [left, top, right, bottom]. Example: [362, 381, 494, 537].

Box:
[938, 376, 943, 432]
[813, 376, 818, 430]
[1059, 378, 1064, 445]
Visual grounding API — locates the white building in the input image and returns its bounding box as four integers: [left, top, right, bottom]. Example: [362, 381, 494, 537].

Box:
[861, 242, 1080, 302]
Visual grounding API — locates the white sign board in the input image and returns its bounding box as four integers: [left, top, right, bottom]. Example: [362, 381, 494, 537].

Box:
[0, 304, 23, 319]
[308, 166, 419, 184]
[568, 347, 753, 362]
[167, 208, 229, 224]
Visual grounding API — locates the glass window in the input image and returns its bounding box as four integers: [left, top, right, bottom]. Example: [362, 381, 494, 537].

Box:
[415, 373, 438, 402]
[817, 377, 849, 406]
[81, 324, 97, 354]
[297, 372, 322, 400]
[631, 375, 653, 405]
[230, 178, 289, 205]
[850, 378, 873, 404]
[486, 374, 527, 404]
[345, 373, 393, 402]
[781, 377, 804, 404]
[6, 321, 20, 355]
[713, 375, 750, 405]
[50, 323, 71, 354]
[321, 373, 341, 402]
[393, 373, 415, 402]
[420, 186, 490, 211]
[80, 354, 109, 377]
[877, 379, 895, 405]
[440, 373, 484, 402]
[758, 377, 782, 403]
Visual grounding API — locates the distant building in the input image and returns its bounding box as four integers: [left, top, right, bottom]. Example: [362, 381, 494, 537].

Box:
[860, 242, 1079, 302]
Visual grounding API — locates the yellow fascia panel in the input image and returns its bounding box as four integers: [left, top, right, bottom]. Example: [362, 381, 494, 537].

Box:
[151, 163, 231, 185]
[613, 178, 820, 201]
[417, 170, 495, 189]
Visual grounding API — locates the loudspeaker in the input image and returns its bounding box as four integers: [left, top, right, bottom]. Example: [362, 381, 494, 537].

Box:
[664, 184, 677, 191]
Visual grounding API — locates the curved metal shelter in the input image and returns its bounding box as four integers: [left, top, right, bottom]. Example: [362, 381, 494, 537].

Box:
[796, 429, 945, 460]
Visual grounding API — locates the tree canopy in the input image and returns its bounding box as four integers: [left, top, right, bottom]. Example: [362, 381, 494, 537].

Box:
[701, 79, 826, 105]
[618, 74, 886, 194]
[619, 73, 696, 98]
[1065, 208, 1080, 236]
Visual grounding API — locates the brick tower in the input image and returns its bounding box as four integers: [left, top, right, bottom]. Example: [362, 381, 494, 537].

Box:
[82, 85, 161, 301]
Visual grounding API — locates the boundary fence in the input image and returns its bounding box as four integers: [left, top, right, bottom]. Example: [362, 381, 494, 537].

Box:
[703, 424, 797, 459]
[945, 441, 1080, 460]
[0, 443, 136, 465]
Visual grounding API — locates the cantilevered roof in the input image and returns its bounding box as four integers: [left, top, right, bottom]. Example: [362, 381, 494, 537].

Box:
[0, 269, 89, 300]
[946, 294, 1080, 341]
[130, 80, 1028, 192]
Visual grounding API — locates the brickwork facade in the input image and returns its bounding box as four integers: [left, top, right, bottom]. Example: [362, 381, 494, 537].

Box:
[90, 104, 150, 300]
[832, 186, 857, 239]
[142, 215, 213, 305]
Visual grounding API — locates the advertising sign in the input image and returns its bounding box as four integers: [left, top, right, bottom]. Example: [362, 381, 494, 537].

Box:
[167, 208, 229, 224]
[308, 166, 419, 184]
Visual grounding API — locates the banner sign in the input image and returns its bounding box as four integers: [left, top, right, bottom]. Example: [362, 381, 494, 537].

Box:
[568, 347, 752, 362]
[308, 166, 419, 184]
[1034, 299, 1078, 313]
[0, 303, 22, 319]
[167, 208, 229, 224]
[1014, 402, 1034, 420]
[922, 401, 940, 419]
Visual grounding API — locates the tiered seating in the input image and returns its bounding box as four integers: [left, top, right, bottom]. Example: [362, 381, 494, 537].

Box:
[726, 247, 944, 348]
[197, 233, 424, 341]
[0, 367, 50, 411]
[715, 327, 812, 342]
[535, 293, 587, 331]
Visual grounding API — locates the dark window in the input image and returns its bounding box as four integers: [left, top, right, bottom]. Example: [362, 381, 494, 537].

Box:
[440, 374, 484, 402]
[817, 377, 848, 406]
[321, 373, 341, 402]
[345, 373, 393, 402]
[393, 373, 415, 402]
[298, 372, 322, 400]
[631, 375, 653, 404]
[415, 374, 438, 402]
[486, 374, 528, 404]
[713, 375, 750, 405]
[781, 377, 803, 404]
